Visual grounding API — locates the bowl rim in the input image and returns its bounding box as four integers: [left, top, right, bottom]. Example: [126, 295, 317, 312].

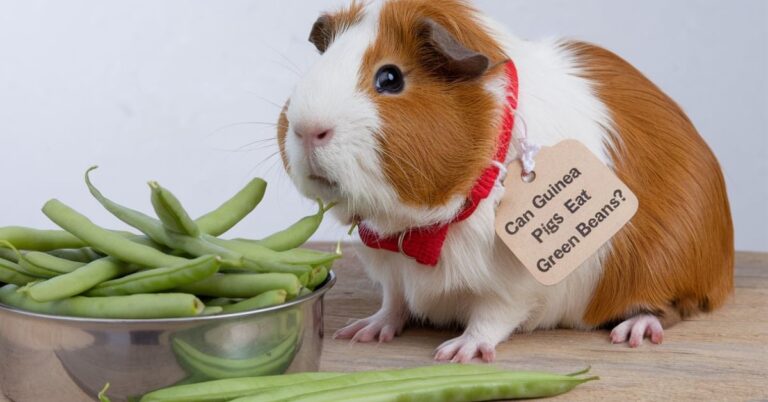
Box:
[0, 270, 336, 325]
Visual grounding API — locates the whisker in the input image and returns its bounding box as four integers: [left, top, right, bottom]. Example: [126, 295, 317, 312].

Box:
[207, 121, 286, 138]
[262, 41, 305, 75]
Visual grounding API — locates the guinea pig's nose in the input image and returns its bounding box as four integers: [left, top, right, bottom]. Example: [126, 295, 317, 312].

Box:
[296, 127, 334, 149]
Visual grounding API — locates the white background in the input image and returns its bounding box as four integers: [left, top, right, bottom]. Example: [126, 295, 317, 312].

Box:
[0, 1, 765, 251]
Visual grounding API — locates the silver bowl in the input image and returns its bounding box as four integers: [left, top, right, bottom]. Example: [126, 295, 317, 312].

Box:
[0, 271, 335, 402]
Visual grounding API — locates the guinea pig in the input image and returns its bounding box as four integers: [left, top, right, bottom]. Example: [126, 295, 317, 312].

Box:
[277, 0, 734, 362]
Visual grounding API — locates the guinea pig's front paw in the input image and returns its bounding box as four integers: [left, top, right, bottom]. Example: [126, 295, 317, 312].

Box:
[332, 309, 407, 343]
[434, 334, 497, 363]
[610, 314, 664, 347]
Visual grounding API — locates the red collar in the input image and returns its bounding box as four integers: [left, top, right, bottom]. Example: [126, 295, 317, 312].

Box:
[359, 60, 519, 266]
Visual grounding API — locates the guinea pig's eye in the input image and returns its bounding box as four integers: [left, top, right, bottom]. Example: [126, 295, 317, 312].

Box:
[374, 65, 405, 94]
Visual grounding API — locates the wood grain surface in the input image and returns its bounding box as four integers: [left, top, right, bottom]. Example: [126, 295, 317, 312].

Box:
[320, 247, 768, 401]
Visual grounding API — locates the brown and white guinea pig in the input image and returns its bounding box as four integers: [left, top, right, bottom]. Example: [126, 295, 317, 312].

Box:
[277, 0, 734, 362]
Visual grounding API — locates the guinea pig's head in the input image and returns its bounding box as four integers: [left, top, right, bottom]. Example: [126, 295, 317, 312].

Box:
[278, 0, 508, 234]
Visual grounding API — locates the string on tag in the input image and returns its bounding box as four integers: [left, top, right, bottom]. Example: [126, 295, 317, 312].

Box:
[511, 111, 540, 181]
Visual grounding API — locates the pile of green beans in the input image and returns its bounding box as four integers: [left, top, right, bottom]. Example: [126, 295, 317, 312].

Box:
[0, 167, 337, 319]
[136, 365, 597, 402]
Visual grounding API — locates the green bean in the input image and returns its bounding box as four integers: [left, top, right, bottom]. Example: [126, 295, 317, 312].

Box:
[306, 265, 329, 290]
[205, 236, 339, 269]
[21, 252, 86, 275]
[149, 181, 200, 237]
[297, 287, 312, 297]
[0, 258, 39, 286]
[238, 260, 313, 279]
[0, 284, 204, 319]
[247, 199, 331, 251]
[139, 373, 343, 402]
[229, 365, 506, 402]
[42, 199, 187, 268]
[86, 256, 221, 297]
[195, 178, 267, 237]
[86, 166, 169, 244]
[0, 247, 19, 263]
[25, 257, 133, 302]
[178, 273, 301, 299]
[201, 306, 224, 316]
[47, 248, 103, 263]
[220, 290, 287, 313]
[87, 170, 244, 267]
[172, 333, 298, 379]
[0, 226, 86, 251]
[275, 371, 598, 402]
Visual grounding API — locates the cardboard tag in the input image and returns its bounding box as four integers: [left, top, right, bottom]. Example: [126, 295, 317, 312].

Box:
[495, 140, 638, 286]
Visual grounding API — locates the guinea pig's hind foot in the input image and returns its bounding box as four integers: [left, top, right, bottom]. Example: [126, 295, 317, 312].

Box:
[610, 314, 664, 347]
[332, 308, 408, 343]
[434, 334, 497, 363]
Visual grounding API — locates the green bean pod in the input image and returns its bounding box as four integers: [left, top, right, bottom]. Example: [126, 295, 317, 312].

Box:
[42, 199, 187, 268]
[20, 252, 86, 275]
[25, 257, 133, 302]
[249, 199, 329, 251]
[274, 372, 598, 402]
[195, 178, 267, 237]
[87, 170, 244, 267]
[0, 284, 204, 319]
[47, 248, 103, 263]
[306, 265, 329, 291]
[178, 273, 301, 299]
[0, 226, 86, 251]
[0, 248, 19, 263]
[86, 256, 221, 297]
[139, 372, 342, 402]
[86, 167, 170, 244]
[201, 306, 224, 316]
[205, 237, 339, 268]
[172, 333, 298, 379]
[229, 365, 507, 402]
[220, 289, 287, 314]
[0, 258, 40, 286]
[232, 367, 594, 402]
[149, 181, 200, 237]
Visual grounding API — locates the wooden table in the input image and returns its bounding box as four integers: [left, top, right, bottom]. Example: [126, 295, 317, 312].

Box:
[320, 248, 768, 401]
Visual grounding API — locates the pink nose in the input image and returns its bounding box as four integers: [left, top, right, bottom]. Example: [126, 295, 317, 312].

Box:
[296, 127, 334, 149]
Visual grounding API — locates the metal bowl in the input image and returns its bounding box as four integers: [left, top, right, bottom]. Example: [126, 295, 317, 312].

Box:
[0, 271, 335, 402]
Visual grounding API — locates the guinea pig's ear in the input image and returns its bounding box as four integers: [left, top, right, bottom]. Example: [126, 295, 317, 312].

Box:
[309, 14, 334, 54]
[419, 19, 490, 82]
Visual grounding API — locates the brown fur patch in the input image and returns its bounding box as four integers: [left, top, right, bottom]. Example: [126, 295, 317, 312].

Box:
[359, 0, 508, 208]
[566, 42, 735, 327]
[310, 0, 366, 53]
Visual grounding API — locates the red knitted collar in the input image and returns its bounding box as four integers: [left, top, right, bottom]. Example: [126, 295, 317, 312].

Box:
[358, 60, 519, 266]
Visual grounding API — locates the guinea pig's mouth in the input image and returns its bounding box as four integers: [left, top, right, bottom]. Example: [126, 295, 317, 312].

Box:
[308, 174, 338, 188]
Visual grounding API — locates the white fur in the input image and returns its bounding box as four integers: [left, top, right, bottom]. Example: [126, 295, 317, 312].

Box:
[285, 1, 617, 356]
